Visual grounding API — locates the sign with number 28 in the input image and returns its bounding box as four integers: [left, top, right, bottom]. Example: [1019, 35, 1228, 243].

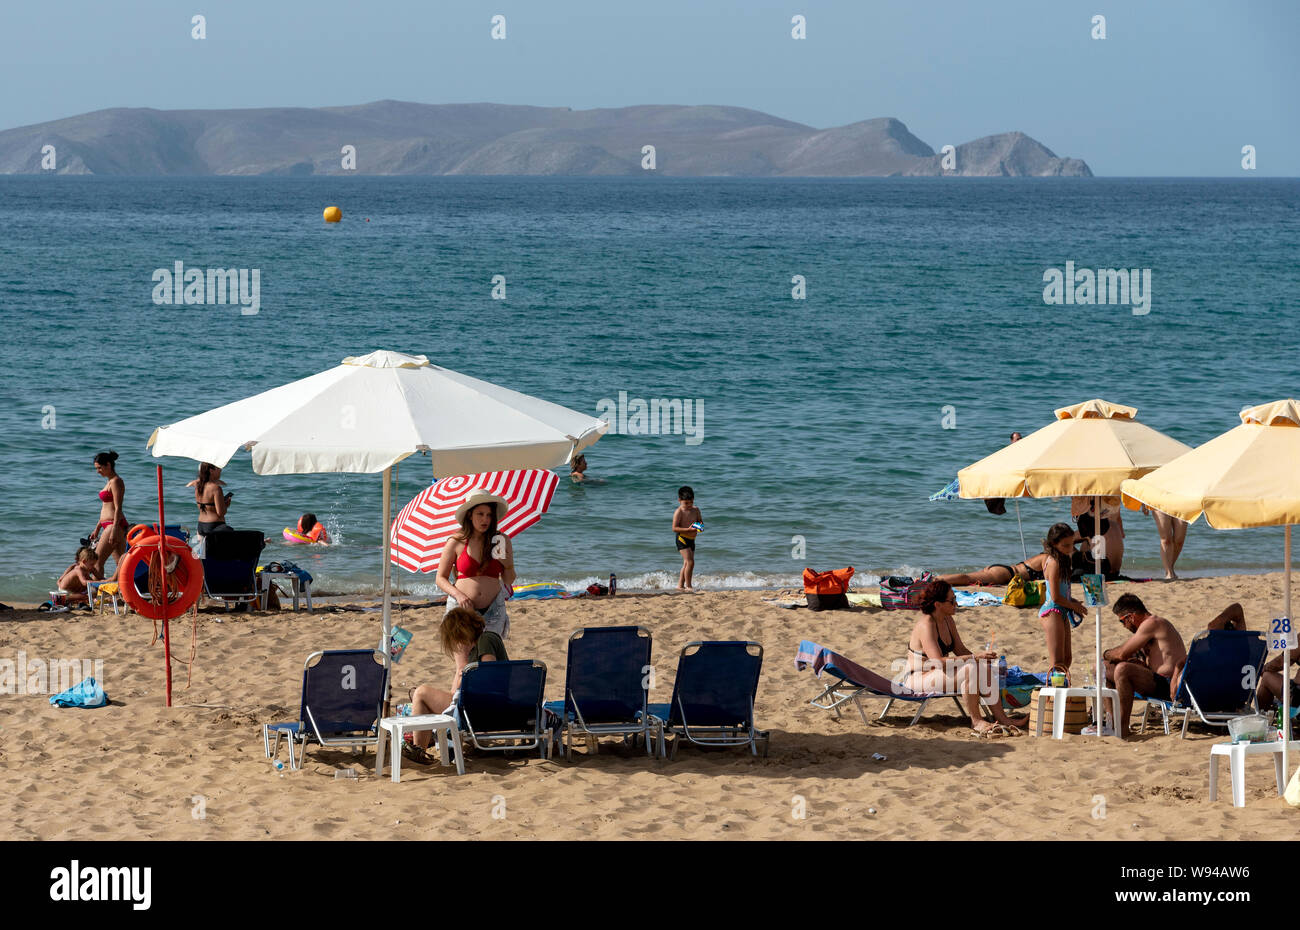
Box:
[1270, 618, 1297, 651]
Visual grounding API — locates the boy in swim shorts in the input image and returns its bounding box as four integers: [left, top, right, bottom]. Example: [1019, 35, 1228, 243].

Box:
[672, 486, 701, 591]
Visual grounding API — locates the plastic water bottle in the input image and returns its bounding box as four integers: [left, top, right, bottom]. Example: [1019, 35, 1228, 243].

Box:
[997, 655, 1008, 691]
[271, 759, 284, 772]
[609, 573, 617, 597]
[334, 767, 359, 780]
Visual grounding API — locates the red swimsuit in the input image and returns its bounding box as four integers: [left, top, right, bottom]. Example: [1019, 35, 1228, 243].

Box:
[456, 548, 504, 579]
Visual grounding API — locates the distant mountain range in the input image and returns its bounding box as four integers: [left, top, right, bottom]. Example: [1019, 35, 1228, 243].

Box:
[0, 101, 1092, 177]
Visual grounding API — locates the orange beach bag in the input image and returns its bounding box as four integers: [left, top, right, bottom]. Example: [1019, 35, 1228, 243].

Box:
[803, 567, 855, 611]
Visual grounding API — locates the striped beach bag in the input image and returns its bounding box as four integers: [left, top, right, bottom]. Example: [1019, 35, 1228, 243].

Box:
[879, 572, 933, 610]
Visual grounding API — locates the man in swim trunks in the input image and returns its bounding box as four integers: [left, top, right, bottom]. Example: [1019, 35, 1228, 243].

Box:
[1102, 593, 1188, 739]
[672, 486, 701, 591]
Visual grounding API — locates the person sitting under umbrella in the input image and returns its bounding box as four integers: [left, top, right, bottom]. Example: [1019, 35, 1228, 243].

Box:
[436, 489, 516, 638]
[902, 579, 1029, 736]
[1101, 594, 1188, 739]
[1259, 651, 1300, 716]
[405, 607, 507, 764]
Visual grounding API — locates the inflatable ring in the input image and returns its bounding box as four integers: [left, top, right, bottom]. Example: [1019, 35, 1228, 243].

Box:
[118, 534, 204, 620]
[283, 527, 312, 544]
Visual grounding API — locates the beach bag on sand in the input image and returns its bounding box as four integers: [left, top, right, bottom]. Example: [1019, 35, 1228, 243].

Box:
[879, 572, 933, 610]
[803, 567, 854, 611]
[1003, 575, 1045, 608]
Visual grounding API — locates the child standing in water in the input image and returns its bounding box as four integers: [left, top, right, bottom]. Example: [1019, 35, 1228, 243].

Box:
[672, 486, 702, 591]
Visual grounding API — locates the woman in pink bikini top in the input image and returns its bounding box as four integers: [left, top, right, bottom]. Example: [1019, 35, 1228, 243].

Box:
[89, 450, 127, 576]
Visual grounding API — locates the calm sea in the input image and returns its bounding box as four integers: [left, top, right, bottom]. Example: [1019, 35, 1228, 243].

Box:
[2, 176, 1298, 602]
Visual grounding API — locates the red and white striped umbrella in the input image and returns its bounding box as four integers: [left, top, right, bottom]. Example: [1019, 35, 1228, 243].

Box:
[390, 470, 560, 573]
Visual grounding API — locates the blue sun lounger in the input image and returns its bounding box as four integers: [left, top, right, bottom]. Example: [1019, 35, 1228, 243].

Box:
[262, 649, 388, 770]
[543, 626, 662, 760]
[796, 639, 972, 726]
[202, 530, 265, 609]
[1137, 629, 1267, 737]
[648, 641, 769, 760]
[453, 659, 553, 759]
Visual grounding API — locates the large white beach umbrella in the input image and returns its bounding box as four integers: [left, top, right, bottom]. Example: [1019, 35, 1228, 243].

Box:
[958, 399, 1192, 737]
[148, 350, 607, 673]
[1122, 399, 1300, 779]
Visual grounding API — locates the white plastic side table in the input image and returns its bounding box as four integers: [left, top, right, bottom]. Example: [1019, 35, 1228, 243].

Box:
[1208, 739, 1300, 807]
[258, 571, 313, 611]
[375, 714, 464, 782]
[1034, 686, 1122, 739]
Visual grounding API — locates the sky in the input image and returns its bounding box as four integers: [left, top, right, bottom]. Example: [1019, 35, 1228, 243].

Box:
[0, 0, 1296, 175]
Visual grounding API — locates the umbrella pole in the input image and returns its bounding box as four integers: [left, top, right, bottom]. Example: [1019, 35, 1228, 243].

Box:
[381, 466, 393, 700]
[1285, 525, 1292, 781]
[1014, 500, 1027, 561]
[157, 465, 172, 709]
[1094, 494, 1103, 738]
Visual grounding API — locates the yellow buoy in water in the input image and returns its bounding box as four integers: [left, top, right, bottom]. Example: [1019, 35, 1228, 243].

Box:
[323, 206, 342, 223]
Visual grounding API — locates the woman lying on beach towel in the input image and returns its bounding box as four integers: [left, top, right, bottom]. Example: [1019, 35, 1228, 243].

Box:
[404, 607, 508, 764]
[937, 551, 1055, 588]
[903, 579, 1029, 736]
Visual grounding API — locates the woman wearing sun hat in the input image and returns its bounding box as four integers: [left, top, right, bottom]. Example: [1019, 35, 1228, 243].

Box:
[435, 489, 516, 637]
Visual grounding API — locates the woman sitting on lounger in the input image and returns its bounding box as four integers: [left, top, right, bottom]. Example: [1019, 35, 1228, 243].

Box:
[903, 579, 1028, 735]
[938, 551, 1055, 588]
[404, 607, 508, 763]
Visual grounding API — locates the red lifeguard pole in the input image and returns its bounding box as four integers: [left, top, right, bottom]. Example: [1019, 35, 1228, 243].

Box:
[156, 465, 173, 707]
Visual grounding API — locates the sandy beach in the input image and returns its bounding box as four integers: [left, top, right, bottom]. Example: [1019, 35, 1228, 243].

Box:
[1, 572, 1294, 841]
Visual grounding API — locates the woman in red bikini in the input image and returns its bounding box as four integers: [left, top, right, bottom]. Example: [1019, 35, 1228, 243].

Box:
[89, 450, 127, 576]
[435, 489, 516, 638]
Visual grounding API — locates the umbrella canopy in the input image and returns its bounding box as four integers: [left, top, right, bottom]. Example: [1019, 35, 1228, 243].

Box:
[1121, 399, 1300, 777]
[1120, 400, 1300, 528]
[147, 350, 607, 687]
[957, 399, 1192, 500]
[148, 350, 606, 476]
[391, 470, 560, 574]
[956, 399, 1191, 739]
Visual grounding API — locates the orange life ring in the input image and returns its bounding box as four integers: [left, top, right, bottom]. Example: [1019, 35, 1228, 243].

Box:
[119, 534, 204, 620]
[126, 523, 161, 547]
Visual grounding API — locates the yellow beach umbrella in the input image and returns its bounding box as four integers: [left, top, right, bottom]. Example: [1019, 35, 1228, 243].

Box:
[1122, 399, 1300, 778]
[958, 399, 1193, 738]
[958, 399, 1192, 499]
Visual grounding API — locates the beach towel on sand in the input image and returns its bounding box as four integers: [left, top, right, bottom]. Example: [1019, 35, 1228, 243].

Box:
[49, 676, 107, 708]
[954, 590, 1003, 607]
